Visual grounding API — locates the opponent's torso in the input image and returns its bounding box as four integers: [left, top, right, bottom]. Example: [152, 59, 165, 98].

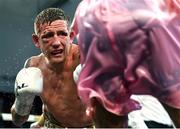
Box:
[28, 44, 92, 127]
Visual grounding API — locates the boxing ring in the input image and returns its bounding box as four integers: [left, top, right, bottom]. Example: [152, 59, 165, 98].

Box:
[1, 113, 40, 122]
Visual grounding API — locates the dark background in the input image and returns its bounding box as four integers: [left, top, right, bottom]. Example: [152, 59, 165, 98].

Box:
[0, 0, 80, 127]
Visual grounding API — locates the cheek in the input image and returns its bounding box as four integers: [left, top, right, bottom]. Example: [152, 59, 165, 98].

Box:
[61, 39, 68, 47]
[40, 43, 49, 54]
[64, 41, 70, 50]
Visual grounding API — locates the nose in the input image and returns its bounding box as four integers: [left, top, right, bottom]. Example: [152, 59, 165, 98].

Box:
[52, 41, 60, 49]
[52, 36, 61, 48]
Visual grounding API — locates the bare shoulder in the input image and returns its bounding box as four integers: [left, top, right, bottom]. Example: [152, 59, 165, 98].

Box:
[71, 43, 80, 58]
[24, 53, 44, 68]
[69, 43, 80, 68]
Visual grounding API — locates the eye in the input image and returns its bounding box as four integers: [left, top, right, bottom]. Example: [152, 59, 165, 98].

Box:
[57, 31, 68, 36]
[41, 32, 54, 39]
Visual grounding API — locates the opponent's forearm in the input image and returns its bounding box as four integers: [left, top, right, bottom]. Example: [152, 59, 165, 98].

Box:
[11, 104, 29, 126]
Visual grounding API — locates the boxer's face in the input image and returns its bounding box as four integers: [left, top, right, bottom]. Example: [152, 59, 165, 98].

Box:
[35, 20, 71, 64]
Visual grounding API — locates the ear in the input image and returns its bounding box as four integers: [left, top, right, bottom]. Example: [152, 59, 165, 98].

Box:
[69, 30, 76, 43]
[32, 33, 40, 48]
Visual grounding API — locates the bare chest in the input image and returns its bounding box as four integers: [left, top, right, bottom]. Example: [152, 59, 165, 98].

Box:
[40, 70, 79, 104]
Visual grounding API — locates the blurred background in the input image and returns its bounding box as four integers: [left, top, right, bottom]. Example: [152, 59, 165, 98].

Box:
[0, 0, 80, 127]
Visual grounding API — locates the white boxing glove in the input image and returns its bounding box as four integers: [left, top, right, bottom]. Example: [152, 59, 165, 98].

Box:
[73, 64, 83, 83]
[14, 67, 43, 116]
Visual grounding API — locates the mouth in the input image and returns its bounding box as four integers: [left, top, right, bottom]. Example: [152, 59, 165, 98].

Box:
[51, 49, 64, 57]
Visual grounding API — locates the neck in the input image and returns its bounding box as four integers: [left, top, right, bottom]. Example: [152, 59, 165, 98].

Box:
[45, 58, 65, 73]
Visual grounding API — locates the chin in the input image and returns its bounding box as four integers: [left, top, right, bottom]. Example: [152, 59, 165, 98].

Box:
[51, 57, 65, 64]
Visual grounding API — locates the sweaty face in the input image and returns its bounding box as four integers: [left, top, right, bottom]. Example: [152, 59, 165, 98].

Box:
[37, 20, 70, 64]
